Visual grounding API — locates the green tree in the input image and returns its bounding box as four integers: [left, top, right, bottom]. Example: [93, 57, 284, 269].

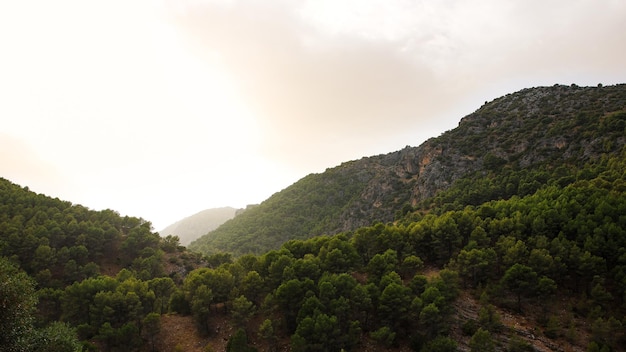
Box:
[31, 322, 82, 352]
[478, 304, 502, 333]
[366, 249, 398, 284]
[60, 275, 118, 327]
[432, 213, 462, 261]
[90, 290, 143, 331]
[501, 264, 538, 312]
[241, 271, 265, 305]
[275, 279, 313, 332]
[350, 284, 373, 329]
[409, 274, 428, 295]
[231, 295, 255, 328]
[0, 257, 38, 352]
[536, 276, 557, 319]
[168, 289, 190, 315]
[226, 328, 256, 352]
[32, 244, 56, 272]
[419, 303, 443, 338]
[420, 336, 457, 352]
[190, 285, 213, 334]
[528, 248, 556, 277]
[498, 237, 529, 268]
[455, 247, 496, 288]
[378, 282, 412, 331]
[370, 326, 396, 347]
[121, 223, 160, 259]
[258, 319, 276, 351]
[432, 269, 461, 303]
[292, 313, 341, 351]
[160, 234, 180, 253]
[508, 335, 534, 351]
[469, 226, 490, 247]
[142, 313, 161, 352]
[470, 328, 495, 352]
[400, 255, 423, 279]
[148, 277, 176, 314]
[297, 295, 324, 325]
[544, 315, 560, 339]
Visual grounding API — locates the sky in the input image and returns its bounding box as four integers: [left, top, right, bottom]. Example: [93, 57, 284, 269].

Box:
[1, 0, 625, 230]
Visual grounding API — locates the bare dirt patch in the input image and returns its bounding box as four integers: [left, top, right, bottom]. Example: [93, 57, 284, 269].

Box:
[451, 291, 588, 352]
[155, 313, 234, 352]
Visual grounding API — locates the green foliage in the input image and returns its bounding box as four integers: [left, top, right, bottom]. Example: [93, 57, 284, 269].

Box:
[226, 328, 257, 352]
[293, 313, 341, 352]
[231, 295, 255, 328]
[501, 264, 538, 312]
[470, 328, 495, 352]
[420, 336, 457, 352]
[378, 282, 411, 330]
[190, 285, 213, 334]
[507, 336, 534, 352]
[544, 315, 560, 339]
[188, 85, 626, 258]
[370, 326, 396, 347]
[2, 84, 626, 351]
[478, 304, 502, 333]
[0, 257, 38, 352]
[142, 313, 161, 352]
[190, 165, 375, 256]
[34, 323, 83, 352]
[258, 319, 275, 342]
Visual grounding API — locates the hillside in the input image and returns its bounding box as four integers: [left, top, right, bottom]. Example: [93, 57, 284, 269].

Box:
[0, 179, 206, 351]
[160, 207, 237, 246]
[1, 83, 625, 352]
[189, 83, 626, 256]
[2, 149, 625, 351]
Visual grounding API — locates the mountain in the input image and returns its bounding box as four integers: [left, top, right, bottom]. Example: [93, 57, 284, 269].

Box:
[189, 83, 626, 256]
[2, 83, 625, 352]
[159, 207, 238, 246]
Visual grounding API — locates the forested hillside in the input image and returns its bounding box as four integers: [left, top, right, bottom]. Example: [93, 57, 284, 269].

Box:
[1, 84, 625, 352]
[0, 180, 205, 351]
[189, 84, 626, 256]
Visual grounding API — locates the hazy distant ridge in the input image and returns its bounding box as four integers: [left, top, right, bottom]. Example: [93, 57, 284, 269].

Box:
[159, 207, 237, 245]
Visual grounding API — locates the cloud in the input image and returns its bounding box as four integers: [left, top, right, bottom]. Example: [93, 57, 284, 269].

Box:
[0, 134, 68, 196]
[1, 0, 625, 228]
[169, 1, 450, 170]
[169, 0, 626, 172]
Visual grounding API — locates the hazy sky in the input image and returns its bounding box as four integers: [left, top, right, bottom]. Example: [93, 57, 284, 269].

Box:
[1, 0, 625, 230]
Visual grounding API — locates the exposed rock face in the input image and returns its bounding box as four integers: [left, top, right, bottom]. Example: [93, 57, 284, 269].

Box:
[330, 84, 626, 232]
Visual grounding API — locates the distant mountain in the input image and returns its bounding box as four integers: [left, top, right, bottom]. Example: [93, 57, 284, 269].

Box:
[188, 84, 626, 256]
[159, 207, 238, 245]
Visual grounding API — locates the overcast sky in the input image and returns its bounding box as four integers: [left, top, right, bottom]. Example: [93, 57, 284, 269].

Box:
[1, 0, 625, 230]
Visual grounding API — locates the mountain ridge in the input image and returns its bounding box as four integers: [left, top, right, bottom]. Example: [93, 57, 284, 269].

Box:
[2, 83, 625, 352]
[189, 83, 626, 256]
[159, 206, 238, 246]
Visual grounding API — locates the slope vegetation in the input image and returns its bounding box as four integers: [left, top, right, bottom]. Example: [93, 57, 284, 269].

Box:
[1, 84, 625, 352]
[190, 84, 626, 256]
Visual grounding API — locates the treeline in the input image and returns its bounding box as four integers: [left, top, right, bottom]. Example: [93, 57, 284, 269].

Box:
[175, 151, 624, 351]
[0, 178, 203, 351]
[190, 84, 626, 258]
[189, 164, 374, 256]
[1, 150, 625, 351]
